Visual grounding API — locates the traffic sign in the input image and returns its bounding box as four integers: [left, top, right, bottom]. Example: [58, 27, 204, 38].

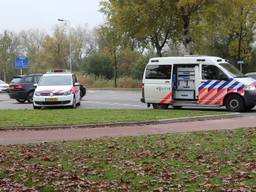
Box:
[237, 60, 245, 65]
[15, 57, 29, 69]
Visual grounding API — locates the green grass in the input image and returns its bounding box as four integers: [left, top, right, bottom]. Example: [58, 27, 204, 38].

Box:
[0, 128, 255, 191]
[0, 109, 229, 129]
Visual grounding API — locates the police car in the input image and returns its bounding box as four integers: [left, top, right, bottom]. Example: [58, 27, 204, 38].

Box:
[33, 70, 81, 109]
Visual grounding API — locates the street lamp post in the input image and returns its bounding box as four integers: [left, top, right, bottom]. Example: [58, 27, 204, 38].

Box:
[57, 19, 72, 72]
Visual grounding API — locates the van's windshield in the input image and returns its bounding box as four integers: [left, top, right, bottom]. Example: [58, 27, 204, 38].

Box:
[219, 63, 245, 78]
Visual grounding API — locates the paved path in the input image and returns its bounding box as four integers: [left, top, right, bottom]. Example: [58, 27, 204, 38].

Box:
[0, 115, 255, 145]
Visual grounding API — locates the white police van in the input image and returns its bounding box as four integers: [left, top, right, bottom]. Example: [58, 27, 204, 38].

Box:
[141, 56, 256, 112]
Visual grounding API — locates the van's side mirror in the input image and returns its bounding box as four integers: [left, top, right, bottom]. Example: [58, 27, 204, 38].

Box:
[74, 82, 80, 86]
[33, 83, 38, 87]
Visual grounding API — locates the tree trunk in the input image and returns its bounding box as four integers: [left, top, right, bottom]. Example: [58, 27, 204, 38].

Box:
[113, 49, 117, 88]
[3, 71, 6, 82]
[156, 46, 162, 57]
[182, 14, 192, 55]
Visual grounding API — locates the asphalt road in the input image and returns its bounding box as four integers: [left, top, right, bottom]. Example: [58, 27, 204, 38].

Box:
[0, 90, 256, 114]
[0, 90, 147, 109]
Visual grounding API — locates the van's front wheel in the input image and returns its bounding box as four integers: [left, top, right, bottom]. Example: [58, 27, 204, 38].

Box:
[225, 94, 245, 112]
[72, 96, 77, 109]
[152, 104, 169, 109]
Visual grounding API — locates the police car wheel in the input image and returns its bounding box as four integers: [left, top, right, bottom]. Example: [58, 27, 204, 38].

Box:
[72, 96, 77, 108]
[152, 104, 169, 109]
[27, 91, 34, 103]
[225, 94, 245, 112]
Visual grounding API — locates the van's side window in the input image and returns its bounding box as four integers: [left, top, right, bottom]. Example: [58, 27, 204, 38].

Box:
[202, 65, 228, 80]
[146, 65, 172, 79]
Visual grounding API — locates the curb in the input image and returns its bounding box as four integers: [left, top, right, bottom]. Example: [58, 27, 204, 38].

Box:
[0, 113, 242, 131]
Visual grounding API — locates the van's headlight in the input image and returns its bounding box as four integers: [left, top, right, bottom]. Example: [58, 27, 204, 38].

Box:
[34, 91, 41, 96]
[245, 85, 256, 91]
[63, 90, 72, 95]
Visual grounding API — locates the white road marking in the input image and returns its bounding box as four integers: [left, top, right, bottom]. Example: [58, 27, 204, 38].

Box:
[85, 101, 145, 108]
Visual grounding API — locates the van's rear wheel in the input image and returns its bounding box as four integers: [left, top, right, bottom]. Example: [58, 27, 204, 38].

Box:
[225, 94, 245, 112]
[152, 104, 169, 109]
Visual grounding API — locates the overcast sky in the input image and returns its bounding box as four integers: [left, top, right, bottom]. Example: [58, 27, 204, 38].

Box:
[0, 0, 105, 33]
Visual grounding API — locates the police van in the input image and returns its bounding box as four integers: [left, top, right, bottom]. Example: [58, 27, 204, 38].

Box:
[141, 56, 256, 112]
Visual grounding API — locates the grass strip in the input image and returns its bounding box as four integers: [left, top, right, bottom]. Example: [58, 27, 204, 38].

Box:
[0, 109, 229, 129]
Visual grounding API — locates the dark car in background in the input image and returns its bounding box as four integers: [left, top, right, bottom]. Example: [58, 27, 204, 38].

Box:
[8, 74, 42, 103]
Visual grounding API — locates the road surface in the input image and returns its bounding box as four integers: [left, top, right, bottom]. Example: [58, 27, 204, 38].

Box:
[0, 90, 146, 109]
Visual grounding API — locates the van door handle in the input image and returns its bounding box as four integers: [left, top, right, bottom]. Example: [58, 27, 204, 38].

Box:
[165, 81, 170, 83]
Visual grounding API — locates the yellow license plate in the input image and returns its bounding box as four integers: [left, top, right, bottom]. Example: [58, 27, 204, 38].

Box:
[45, 98, 58, 102]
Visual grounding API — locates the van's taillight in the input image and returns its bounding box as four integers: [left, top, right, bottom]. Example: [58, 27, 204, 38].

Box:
[15, 83, 23, 90]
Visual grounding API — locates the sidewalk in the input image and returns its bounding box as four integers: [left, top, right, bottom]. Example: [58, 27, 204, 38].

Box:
[0, 115, 255, 145]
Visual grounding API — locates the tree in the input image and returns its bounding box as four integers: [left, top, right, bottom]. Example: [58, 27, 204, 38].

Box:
[69, 26, 98, 70]
[177, 0, 207, 54]
[195, 0, 256, 69]
[17, 29, 46, 73]
[100, 0, 180, 57]
[0, 31, 17, 81]
[40, 28, 69, 70]
[131, 54, 151, 80]
[82, 52, 113, 79]
[118, 48, 139, 77]
[98, 25, 122, 87]
[16, 25, 98, 72]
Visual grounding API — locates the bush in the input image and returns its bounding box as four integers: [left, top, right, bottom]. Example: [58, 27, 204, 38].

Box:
[117, 76, 140, 88]
[131, 55, 150, 80]
[77, 73, 140, 88]
[82, 53, 113, 79]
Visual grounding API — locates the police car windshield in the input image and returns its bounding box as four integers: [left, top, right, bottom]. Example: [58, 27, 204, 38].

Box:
[219, 63, 244, 78]
[38, 75, 72, 86]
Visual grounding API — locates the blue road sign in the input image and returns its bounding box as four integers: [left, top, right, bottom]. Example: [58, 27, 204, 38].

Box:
[237, 60, 245, 65]
[15, 57, 29, 69]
